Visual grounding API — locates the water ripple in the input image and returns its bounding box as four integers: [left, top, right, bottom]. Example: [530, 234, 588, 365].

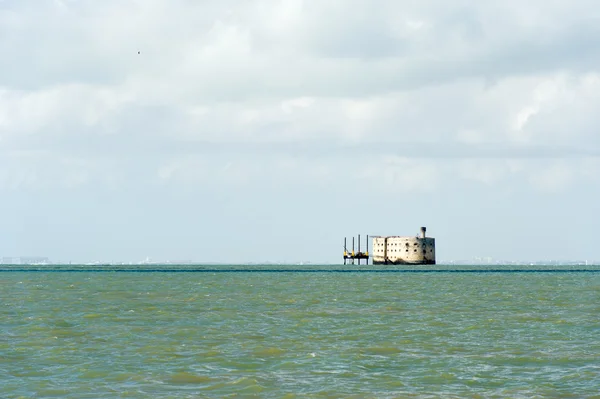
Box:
[1, 271, 599, 397]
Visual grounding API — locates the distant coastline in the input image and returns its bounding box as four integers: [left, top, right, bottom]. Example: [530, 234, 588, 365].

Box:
[1, 259, 598, 267]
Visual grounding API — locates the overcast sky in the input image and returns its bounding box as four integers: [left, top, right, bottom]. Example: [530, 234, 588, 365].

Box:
[1, 0, 599, 264]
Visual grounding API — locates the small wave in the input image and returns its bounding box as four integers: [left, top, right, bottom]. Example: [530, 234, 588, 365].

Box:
[167, 372, 213, 384]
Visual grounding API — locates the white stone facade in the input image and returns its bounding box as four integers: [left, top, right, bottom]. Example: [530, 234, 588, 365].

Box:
[371, 235, 436, 265]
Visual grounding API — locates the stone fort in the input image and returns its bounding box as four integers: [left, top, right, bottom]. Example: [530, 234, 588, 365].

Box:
[371, 227, 435, 265]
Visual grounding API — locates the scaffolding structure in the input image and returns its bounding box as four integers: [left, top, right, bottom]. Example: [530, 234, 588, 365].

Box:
[343, 235, 369, 265]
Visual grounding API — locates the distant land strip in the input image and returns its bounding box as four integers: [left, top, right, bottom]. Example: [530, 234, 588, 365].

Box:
[1, 268, 600, 273]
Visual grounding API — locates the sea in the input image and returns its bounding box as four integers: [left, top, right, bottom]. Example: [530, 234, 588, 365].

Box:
[2, 264, 599, 398]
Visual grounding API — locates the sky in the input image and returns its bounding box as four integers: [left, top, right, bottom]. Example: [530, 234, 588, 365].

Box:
[1, 0, 599, 264]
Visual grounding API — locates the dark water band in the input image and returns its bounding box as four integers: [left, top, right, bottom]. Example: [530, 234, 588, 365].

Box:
[1, 268, 599, 273]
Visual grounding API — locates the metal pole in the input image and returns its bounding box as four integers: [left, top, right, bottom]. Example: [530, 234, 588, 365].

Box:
[358, 234, 361, 265]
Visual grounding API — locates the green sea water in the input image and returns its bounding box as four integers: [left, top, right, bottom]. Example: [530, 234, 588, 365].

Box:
[2, 267, 600, 398]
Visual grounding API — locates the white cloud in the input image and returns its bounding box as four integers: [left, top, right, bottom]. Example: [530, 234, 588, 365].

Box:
[528, 161, 574, 193]
[457, 159, 519, 186]
[1, 0, 599, 194]
[362, 156, 439, 193]
[0, 150, 120, 190]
